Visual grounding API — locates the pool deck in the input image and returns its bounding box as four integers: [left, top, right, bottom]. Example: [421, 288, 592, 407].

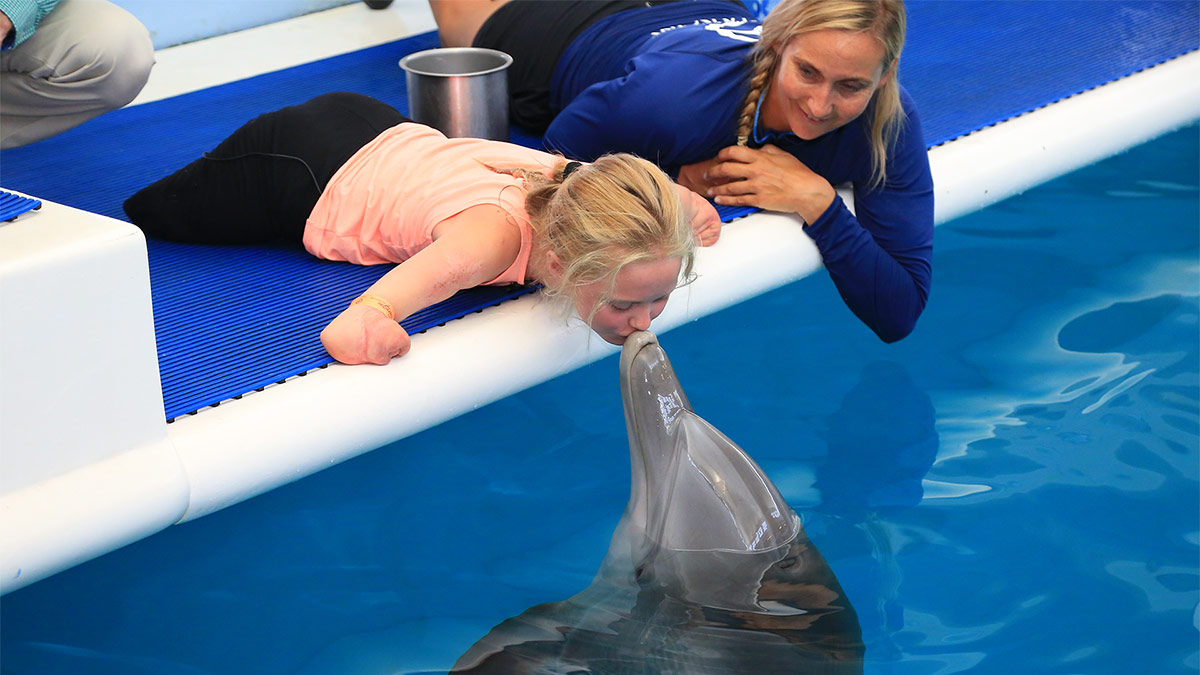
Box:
[1, 1, 1198, 594]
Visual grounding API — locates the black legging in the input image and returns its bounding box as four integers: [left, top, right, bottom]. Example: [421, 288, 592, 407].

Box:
[473, 0, 687, 132]
[124, 92, 408, 245]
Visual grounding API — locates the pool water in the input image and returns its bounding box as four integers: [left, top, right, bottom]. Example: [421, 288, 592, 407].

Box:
[2, 126, 1197, 674]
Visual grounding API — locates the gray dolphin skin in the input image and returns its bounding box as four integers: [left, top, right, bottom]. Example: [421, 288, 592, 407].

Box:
[452, 331, 863, 674]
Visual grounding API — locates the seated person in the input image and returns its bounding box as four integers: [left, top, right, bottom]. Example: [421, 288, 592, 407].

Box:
[0, 0, 154, 148]
[123, 92, 721, 365]
[431, 0, 933, 343]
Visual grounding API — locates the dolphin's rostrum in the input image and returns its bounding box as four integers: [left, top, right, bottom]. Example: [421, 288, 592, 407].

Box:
[453, 331, 863, 673]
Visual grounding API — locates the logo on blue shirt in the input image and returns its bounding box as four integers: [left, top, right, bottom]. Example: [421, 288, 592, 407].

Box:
[650, 17, 762, 43]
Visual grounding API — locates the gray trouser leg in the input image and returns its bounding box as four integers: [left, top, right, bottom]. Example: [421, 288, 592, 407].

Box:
[0, 0, 155, 149]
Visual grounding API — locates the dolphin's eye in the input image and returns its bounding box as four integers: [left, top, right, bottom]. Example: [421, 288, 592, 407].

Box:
[778, 556, 798, 569]
[634, 565, 646, 579]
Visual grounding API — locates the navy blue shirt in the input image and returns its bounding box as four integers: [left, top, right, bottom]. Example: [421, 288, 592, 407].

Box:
[547, 1, 934, 342]
[549, 1, 758, 171]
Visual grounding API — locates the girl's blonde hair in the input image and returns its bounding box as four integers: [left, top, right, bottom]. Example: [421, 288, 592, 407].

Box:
[521, 154, 696, 310]
[737, 0, 906, 188]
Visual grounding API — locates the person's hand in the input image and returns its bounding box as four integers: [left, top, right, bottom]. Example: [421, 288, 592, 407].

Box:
[674, 183, 721, 246]
[704, 144, 837, 223]
[321, 303, 411, 365]
[676, 156, 722, 195]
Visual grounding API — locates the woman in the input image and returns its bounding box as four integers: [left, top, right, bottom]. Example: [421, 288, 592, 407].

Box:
[124, 92, 719, 365]
[433, 0, 933, 343]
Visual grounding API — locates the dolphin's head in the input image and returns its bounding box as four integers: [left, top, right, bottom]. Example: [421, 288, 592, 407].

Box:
[615, 331, 801, 611]
[450, 332, 863, 673]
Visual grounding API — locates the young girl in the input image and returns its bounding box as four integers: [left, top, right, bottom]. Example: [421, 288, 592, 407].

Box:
[123, 92, 720, 365]
[432, 0, 933, 343]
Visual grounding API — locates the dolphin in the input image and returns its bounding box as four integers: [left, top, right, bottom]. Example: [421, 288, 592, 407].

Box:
[451, 331, 863, 674]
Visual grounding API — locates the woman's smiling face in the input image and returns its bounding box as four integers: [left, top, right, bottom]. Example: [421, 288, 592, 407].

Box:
[761, 28, 889, 140]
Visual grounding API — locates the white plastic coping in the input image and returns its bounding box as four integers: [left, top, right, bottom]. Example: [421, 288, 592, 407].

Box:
[0, 201, 189, 593]
[0, 29, 1196, 594]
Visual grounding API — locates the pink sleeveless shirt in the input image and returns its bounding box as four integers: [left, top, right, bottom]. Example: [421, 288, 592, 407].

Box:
[304, 123, 560, 285]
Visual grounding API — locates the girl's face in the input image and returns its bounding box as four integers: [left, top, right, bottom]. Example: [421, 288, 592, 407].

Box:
[575, 256, 683, 345]
[761, 29, 889, 140]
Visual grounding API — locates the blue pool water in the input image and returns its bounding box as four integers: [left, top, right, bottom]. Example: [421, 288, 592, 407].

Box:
[2, 126, 1197, 673]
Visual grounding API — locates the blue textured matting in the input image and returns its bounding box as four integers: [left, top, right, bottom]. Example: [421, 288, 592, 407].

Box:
[0, 2, 1195, 419]
[0, 189, 41, 222]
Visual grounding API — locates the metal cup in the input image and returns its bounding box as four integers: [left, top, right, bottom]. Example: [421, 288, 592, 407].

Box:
[399, 47, 513, 141]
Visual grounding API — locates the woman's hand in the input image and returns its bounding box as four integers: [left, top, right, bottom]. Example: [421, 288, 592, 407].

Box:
[703, 144, 837, 224]
[673, 183, 721, 246]
[321, 304, 412, 365]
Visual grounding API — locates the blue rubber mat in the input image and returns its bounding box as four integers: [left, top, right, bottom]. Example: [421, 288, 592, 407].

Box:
[0, 2, 1194, 419]
[0, 189, 41, 222]
[149, 240, 536, 420]
[903, 0, 1198, 147]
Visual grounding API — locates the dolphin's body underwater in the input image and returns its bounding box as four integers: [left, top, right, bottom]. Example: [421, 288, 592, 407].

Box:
[452, 332, 863, 673]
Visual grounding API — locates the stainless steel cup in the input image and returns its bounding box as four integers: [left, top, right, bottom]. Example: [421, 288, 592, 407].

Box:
[399, 47, 513, 141]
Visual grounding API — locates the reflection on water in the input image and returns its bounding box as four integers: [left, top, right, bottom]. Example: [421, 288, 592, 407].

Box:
[817, 361, 939, 514]
[940, 291, 1198, 497]
[1059, 294, 1194, 355]
[860, 128, 1199, 672]
[802, 361, 939, 667]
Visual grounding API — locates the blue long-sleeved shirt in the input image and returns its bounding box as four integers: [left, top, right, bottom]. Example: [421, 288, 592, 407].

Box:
[545, 0, 934, 342]
[0, 0, 58, 50]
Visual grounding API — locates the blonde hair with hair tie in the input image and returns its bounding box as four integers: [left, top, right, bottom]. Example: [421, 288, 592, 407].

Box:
[513, 154, 696, 314]
[737, 0, 907, 188]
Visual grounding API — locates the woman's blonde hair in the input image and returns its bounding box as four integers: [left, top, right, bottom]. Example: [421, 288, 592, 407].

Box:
[737, 0, 906, 188]
[521, 154, 696, 311]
